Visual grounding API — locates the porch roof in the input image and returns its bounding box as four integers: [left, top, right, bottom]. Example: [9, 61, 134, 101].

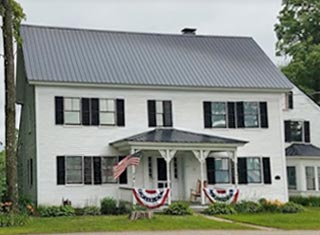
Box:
[111, 128, 247, 147]
[286, 143, 320, 157]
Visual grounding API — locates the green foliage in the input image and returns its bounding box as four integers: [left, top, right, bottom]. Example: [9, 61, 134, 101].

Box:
[290, 196, 320, 207]
[163, 202, 193, 216]
[0, 0, 26, 44]
[280, 202, 304, 213]
[275, 0, 320, 102]
[259, 199, 281, 213]
[117, 201, 132, 214]
[203, 203, 236, 215]
[75, 206, 100, 216]
[0, 213, 29, 227]
[0, 151, 5, 201]
[233, 200, 262, 214]
[37, 205, 75, 217]
[100, 197, 117, 215]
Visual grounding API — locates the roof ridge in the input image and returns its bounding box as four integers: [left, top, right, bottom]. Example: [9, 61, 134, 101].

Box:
[20, 24, 253, 40]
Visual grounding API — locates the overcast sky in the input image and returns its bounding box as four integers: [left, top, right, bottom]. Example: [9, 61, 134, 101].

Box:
[0, 0, 286, 146]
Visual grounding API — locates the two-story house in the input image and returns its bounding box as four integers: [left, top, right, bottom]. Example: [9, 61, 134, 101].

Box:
[283, 86, 320, 196]
[16, 25, 293, 207]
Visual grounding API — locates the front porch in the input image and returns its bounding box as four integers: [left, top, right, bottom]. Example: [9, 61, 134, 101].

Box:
[111, 128, 247, 206]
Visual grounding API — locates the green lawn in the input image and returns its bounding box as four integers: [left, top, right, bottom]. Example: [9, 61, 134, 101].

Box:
[0, 214, 248, 234]
[221, 207, 320, 230]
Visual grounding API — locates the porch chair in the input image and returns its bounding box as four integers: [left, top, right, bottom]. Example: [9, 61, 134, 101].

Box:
[189, 180, 207, 202]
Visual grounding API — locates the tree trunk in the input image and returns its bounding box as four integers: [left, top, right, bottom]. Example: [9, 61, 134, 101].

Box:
[2, 0, 17, 210]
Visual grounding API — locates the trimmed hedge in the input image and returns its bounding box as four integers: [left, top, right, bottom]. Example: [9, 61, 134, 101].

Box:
[204, 203, 236, 215]
[37, 205, 75, 217]
[163, 202, 193, 215]
[290, 196, 320, 207]
[233, 200, 262, 213]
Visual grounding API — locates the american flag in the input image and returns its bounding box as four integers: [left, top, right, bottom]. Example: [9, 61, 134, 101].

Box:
[113, 151, 141, 179]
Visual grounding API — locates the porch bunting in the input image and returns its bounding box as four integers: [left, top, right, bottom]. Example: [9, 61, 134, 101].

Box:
[203, 187, 239, 204]
[132, 188, 170, 209]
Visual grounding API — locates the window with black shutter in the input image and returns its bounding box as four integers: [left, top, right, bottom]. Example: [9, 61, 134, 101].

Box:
[304, 121, 311, 143]
[284, 121, 291, 142]
[206, 158, 215, 184]
[57, 156, 65, 185]
[236, 102, 245, 128]
[203, 102, 212, 128]
[84, 157, 93, 184]
[259, 102, 268, 128]
[287, 91, 293, 109]
[116, 99, 125, 126]
[237, 157, 247, 184]
[227, 102, 236, 128]
[163, 101, 173, 127]
[55, 97, 64, 125]
[93, 157, 102, 184]
[147, 100, 156, 127]
[285, 120, 310, 143]
[81, 98, 90, 126]
[91, 98, 100, 126]
[147, 100, 172, 127]
[262, 157, 272, 184]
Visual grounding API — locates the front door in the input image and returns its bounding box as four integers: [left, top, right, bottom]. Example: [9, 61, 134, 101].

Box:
[157, 158, 168, 188]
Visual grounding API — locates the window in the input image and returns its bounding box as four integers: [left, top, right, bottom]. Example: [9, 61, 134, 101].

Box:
[66, 156, 83, 184]
[55, 97, 125, 126]
[285, 120, 310, 143]
[101, 157, 117, 183]
[285, 91, 293, 109]
[64, 98, 81, 124]
[211, 102, 227, 128]
[214, 158, 230, 183]
[100, 99, 116, 125]
[247, 157, 262, 183]
[287, 166, 297, 190]
[204, 101, 268, 129]
[306, 166, 316, 190]
[244, 102, 259, 128]
[148, 100, 172, 127]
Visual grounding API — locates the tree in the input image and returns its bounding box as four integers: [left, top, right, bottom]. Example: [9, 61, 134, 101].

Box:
[0, 0, 25, 209]
[275, 0, 320, 102]
[0, 150, 5, 200]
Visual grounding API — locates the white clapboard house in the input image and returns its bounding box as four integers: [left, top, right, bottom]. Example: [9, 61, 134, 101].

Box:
[16, 25, 294, 207]
[283, 86, 320, 197]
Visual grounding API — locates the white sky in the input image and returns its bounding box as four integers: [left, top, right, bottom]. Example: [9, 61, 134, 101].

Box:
[0, 0, 287, 145]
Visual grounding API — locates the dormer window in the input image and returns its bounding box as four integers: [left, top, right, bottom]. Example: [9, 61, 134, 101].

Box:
[285, 91, 293, 110]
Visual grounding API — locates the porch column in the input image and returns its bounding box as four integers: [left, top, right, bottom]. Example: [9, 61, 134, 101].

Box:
[232, 150, 238, 187]
[131, 148, 137, 205]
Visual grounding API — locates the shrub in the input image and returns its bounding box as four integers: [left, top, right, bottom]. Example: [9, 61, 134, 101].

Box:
[163, 202, 193, 216]
[0, 213, 29, 227]
[117, 201, 132, 215]
[37, 205, 75, 217]
[203, 203, 236, 215]
[259, 199, 283, 213]
[100, 197, 117, 215]
[280, 202, 304, 213]
[290, 196, 320, 207]
[233, 200, 262, 213]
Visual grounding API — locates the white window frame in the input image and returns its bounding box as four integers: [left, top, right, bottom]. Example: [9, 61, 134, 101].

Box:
[211, 102, 228, 128]
[214, 157, 232, 184]
[155, 100, 164, 127]
[64, 97, 81, 125]
[246, 157, 263, 184]
[288, 120, 305, 143]
[287, 166, 297, 190]
[243, 102, 260, 128]
[306, 166, 316, 191]
[65, 156, 83, 185]
[99, 99, 116, 126]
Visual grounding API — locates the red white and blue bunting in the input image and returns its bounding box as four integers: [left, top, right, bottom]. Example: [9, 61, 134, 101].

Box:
[132, 188, 170, 209]
[203, 187, 239, 204]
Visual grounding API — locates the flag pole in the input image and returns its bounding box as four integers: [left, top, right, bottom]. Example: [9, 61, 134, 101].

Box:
[131, 148, 137, 205]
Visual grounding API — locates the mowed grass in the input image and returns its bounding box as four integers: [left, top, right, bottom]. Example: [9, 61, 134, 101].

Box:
[221, 207, 320, 230]
[0, 214, 249, 235]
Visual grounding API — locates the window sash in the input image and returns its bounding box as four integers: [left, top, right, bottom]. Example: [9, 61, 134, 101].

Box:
[247, 157, 262, 183]
[211, 102, 227, 128]
[66, 156, 83, 184]
[306, 166, 316, 190]
[100, 99, 116, 125]
[155, 101, 164, 126]
[214, 158, 231, 184]
[244, 102, 259, 128]
[101, 157, 117, 184]
[290, 121, 303, 142]
[64, 98, 81, 124]
[287, 166, 297, 190]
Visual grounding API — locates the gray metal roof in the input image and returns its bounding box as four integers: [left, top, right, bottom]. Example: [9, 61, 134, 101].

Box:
[20, 24, 292, 90]
[111, 128, 247, 145]
[286, 144, 320, 157]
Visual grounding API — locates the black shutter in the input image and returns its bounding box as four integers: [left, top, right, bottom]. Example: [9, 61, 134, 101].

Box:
[237, 158, 247, 184]
[84, 157, 92, 185]
[236, 102, 244, 128]
[55, 96, 64, 125]
[91, 98, 100, 126]
[284, 121, 291, 142]
[116, 99, 125, 127]
[206, 158, 215, 184]
[81, 98, 90, 126]
[230, 159, 235, 184]
[304, 121, 311, 143]
[147, 100, 156, 127]
[93, 157, 102, 184]
[119, 156, 128, 184]
[203, 102, 212, 128]
[288, 91, 293, 109]
[259, 102, 269, 128]
[263, 157, 272, 184]
[227, 102, 236, 128]
[163, 101, 173, 127]
[57, 156, 65, 185]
